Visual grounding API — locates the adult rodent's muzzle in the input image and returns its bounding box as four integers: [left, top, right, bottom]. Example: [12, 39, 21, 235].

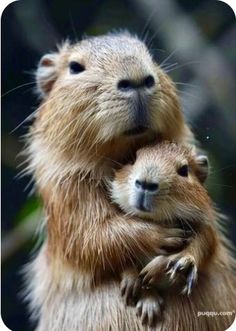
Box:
[117, 75, 155, 92]
[119, 75, 155, 135]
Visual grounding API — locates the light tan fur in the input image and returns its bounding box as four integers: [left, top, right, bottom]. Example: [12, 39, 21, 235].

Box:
[23, 32, 211, 331]
[111, 142, 236, 330]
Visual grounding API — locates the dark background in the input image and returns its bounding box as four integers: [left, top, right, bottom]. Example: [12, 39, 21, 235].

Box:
[2, 0, 236, 330]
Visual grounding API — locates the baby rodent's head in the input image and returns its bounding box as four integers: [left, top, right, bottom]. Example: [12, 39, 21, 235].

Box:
[111, 142, 210, 223]
[33, 32, 188, 173]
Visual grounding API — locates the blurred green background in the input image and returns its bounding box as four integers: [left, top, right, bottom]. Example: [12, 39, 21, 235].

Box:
[1, 0, 236, 330]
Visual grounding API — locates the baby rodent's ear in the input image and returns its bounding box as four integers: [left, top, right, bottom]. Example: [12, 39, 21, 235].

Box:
[36, 53, 59, 97]
[195, 155, 209, 183]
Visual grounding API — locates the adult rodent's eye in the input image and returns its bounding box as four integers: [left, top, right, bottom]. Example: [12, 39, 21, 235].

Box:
[177, 165, 188, 177]
[129, 158, 135, 165]
[69, 61, 85, 74]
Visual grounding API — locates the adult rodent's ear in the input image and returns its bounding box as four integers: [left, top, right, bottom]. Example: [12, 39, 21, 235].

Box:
[195, 155, 209, 183]
[36, 53, 59, 98]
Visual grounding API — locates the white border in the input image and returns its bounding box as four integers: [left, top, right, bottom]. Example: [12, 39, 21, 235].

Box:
[0, 0, 235, 331]
[218, 0, 236, 18]
[1, 1, 19, 330]
[0, 0, 18, 20]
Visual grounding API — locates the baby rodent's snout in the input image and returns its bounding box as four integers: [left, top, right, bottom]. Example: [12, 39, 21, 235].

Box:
[134, 179, 159, 212]
[111, 142, 210, 220]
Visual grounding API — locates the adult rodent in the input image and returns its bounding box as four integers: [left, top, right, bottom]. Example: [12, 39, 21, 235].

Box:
[24, 32, 194, 331]
[111, 141, 236, 330]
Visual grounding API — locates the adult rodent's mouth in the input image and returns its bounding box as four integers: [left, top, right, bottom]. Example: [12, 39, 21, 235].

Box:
[124, 126, 148, 136]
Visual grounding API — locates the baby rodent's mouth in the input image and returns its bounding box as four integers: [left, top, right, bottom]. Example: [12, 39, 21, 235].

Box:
[124, 126, 148, 136]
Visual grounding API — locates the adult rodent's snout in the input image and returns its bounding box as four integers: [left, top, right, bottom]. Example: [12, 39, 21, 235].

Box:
[117, 71, 156, 134]
[117, 74, 155, 92]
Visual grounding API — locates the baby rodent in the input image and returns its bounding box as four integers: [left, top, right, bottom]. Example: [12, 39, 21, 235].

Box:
[24, 32, 196, 331]
[111, 141, 236, 330]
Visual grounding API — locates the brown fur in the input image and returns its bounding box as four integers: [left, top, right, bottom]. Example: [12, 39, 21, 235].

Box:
[23, 32, 227, 331]
[111, 142, 236, 330]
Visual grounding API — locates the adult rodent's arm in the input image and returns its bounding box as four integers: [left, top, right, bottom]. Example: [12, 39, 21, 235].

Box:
[177, 222, 218, 269]
[139, 222, 218, 295]
[77, 214, 190, 276]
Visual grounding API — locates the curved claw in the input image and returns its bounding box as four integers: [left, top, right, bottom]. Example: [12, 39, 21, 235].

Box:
[182, 264, 198, 295]
[166, 255, 198, 295]
[136, 294, 162, 328]
[120, 272, 142, 306]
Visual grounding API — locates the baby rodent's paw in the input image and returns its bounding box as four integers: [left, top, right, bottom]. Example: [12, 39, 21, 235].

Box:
[120, 268, 142, 306]
[136, 291, 163, 328]
[166, 254, 197, 295]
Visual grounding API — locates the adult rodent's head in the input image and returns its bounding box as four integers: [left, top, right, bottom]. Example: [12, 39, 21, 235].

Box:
[30, 32, 191, 182]
[111, 142, 210, 223]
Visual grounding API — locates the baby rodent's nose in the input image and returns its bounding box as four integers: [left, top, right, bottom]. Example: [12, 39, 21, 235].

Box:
[117, 75, 155, 92]
[134, 179, 159, 212]
[135, 180, 159, 194]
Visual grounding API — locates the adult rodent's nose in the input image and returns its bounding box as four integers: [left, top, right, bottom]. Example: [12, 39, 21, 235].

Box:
[117, 75, 155, 92]
[135, 180, 159, 193]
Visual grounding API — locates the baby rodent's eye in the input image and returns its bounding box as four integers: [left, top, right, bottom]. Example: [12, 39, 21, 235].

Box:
[177, 164, 188, 177]
[69, 61, 85, 74]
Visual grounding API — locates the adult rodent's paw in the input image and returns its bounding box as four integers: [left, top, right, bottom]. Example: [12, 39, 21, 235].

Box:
[166, 254, 197, 295]
[139, 256, 167, 288]
[120, 269, 142, 306]
[136, 291, 163, 328]
[139, 253, 197, 295]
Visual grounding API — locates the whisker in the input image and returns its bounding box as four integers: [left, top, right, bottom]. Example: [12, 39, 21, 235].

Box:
[150, 48, 166, 53]
[208, 183, 235, 189]
[160, 49, 179, 68]
[164, 61, 200, 73]
[177, 89, 199, 100]
[103, 158, 128, 167]
[68, 11, 79, 42]
[10, 109, 39, 134]
[3, 75, 100, 100]
[174, 82, 198, 89]
[10, 93, 64, 133]
[210, 164, 236, 175]
[161, 62, 179, 70]
[146, 23, 166, 49]
[1, 81, 36, 97]
[140, 9, 157, 42]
